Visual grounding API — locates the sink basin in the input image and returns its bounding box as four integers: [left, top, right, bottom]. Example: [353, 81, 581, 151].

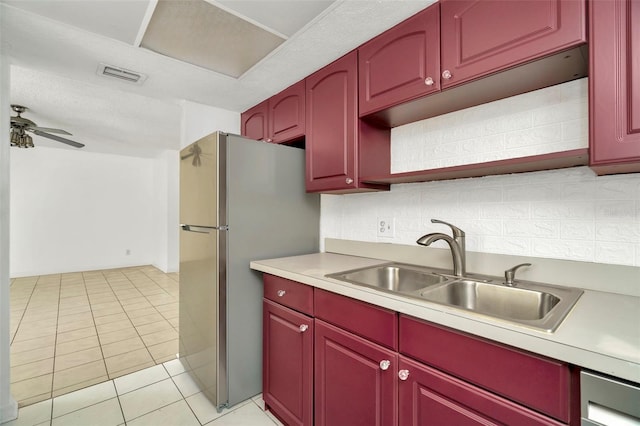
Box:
[419, 280, 560, 320]
[326, 263, 583, 332]
[326, 263, 453, 294]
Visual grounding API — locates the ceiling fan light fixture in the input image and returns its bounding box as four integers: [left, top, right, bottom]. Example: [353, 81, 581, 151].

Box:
[97, 63, 147, 85]
[9, 105, 84, 149]
[10, 128, 34, 148]
[10, 128, 20, 146]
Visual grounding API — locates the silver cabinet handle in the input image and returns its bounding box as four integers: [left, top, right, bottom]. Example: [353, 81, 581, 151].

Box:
[266, 138, 273, 143]
[398, 369, 410, 381]
[299, 324, 308, 332]
[424, 77, 434, 86]
[345, 177, 354, 184]
[379, 360, 391, 370]
[277, 290, 286, 297]
[442, 70, 452, 80]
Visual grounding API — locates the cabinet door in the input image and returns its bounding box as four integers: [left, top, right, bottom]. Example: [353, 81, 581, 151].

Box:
[269, 80, 305, 144]
[305, 51, 359, 192]
[440, 0, 586, 89]
[315, 319, 397, 426]
[399, 315, 573, 423]
[263, 299, 313, 426]
[589, 0, 640, 173]
[359, 3, 440, 116]
[398, 356, 564, 426]
[241, 100, 269, 141]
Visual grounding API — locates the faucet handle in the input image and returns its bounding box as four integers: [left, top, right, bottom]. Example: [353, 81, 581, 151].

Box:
[504, 263, 531, 286]
[431, 219, 465, 238]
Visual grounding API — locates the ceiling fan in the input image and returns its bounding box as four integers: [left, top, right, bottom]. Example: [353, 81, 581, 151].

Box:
[10, 105, 85, 148]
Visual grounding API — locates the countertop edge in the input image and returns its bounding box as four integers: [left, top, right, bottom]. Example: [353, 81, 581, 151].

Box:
[251, 254, 640, 384]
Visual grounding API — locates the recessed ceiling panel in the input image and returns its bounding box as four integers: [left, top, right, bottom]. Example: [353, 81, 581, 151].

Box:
[141, 0, 286, 78]
[216, 0, 335, 37]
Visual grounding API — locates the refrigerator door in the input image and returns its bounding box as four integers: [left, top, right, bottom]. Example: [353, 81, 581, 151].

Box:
[179, 133, 227, 408]
[225, 133, 319, 406]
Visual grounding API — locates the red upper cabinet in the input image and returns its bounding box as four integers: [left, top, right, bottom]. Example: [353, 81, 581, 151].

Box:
[241, 80, 305, 144]
[359, 3, 441, 117]
[241, 100, 269, 141]
[305, 51, 390, 193]
[269, 80, 306, 144]
[439, 0, 586, 89]
[589, 0, 640, 174]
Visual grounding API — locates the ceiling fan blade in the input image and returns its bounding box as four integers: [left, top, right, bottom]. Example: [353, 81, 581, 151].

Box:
[31, 130, 85, 148]
[29, 126, 72, 135]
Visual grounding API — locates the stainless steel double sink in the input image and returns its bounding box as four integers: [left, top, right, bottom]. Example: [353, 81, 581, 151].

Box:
[326, 263, 583, 332]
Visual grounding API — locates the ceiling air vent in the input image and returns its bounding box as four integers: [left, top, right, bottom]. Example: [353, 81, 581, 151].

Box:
[97, 63, 147, 85]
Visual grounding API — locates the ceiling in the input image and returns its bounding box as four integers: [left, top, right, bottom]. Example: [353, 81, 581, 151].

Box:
[1, 0, 433, 157]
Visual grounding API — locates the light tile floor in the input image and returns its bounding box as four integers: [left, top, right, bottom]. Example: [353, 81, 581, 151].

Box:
[10, 266, 180, 407]
[4, 359, 283, 426]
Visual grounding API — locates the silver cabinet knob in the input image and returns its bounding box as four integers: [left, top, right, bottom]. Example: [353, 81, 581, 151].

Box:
[424, 77, 434, 86]
[345, 177, 354, 184]
[299, 324, 308, 332]
[398, 369, 410, 381]
[379, 360, 391, 370]
[442, 70, 452, 80]
[276, 290, 286, 297]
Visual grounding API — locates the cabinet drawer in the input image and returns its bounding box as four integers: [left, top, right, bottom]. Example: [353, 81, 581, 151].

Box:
[399, 315, 573, 423]
[399, 356, 565, 426]
[314, 289, 397, 350]
[264, 274, 313, 316]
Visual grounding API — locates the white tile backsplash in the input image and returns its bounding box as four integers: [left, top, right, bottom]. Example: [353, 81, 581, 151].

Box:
[390, 78, 589, 173]
[321, 79, 639, 267]
[321, 172, 639, 266]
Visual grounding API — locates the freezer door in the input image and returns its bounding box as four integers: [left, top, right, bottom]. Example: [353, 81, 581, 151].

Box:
[179, 134, 219, 227]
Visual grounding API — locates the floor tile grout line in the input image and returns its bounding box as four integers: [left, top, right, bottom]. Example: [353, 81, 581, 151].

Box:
[99, 268, 164, 378]
[166, 367, 205, 425]
[108, 269, 176, 366]
[49, 273, 63, 424]
[47, 273, 103, 386]
[9, 276, 39, 346]
[100, 269, 158, 380]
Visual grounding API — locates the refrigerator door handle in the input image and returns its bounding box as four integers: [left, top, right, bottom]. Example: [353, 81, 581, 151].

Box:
[180, 224, 226, 233]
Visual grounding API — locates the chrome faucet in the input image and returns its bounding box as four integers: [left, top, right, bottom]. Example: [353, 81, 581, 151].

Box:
[416, 219, 466, 277]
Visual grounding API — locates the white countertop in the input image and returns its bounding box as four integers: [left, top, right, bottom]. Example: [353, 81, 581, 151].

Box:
[251, 252, 640, 384]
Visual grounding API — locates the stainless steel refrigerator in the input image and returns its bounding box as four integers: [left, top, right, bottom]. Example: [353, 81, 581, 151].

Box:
[178, 132, 319, 410]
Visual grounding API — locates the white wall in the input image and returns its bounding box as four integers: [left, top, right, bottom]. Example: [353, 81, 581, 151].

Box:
[321, 80, 640, 267]
[0, 48, 18, 423]
[10, 147, 157, 277]
[392, 78, 588, 172]
[8, 100, 240, 278]
[180, 99, 240, 148]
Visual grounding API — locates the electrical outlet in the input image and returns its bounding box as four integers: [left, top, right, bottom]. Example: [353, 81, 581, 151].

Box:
[377, 217, 395, 238]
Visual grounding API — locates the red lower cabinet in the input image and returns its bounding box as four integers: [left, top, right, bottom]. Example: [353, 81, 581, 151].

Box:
[314, 319, 398, 426]
[398, 356, 565, 426]
[263, 299, 313, 426]
[262, 275, 580, 425]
